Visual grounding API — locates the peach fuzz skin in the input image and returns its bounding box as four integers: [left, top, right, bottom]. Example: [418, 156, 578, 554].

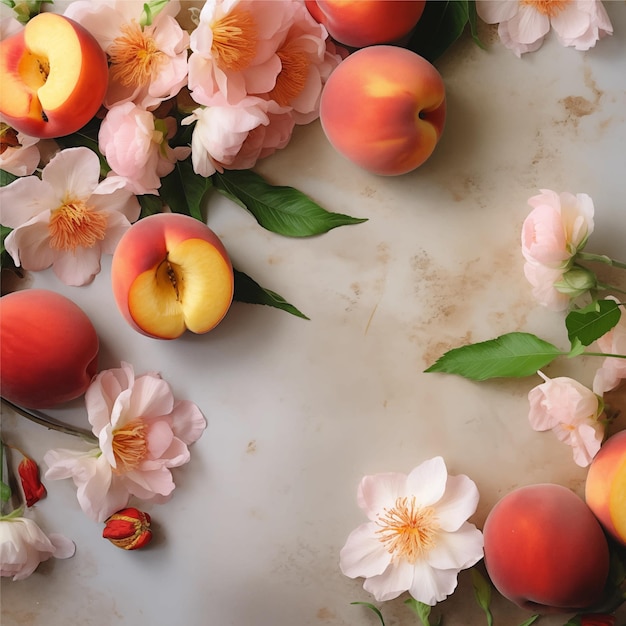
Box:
[586, 430, 626, 546]
[305, 0, 426, 48]
[319, 45, 446, 176]
[0, 289, 99, 409]
[483, 484, 610, 614]
[0, 13, 108, 138]
[111, 213, 234, 340]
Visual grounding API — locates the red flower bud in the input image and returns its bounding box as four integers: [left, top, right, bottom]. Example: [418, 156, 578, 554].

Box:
[18, 457, 46, 507]
[581, 615, 616, 626]
[102, 508, 152, 550]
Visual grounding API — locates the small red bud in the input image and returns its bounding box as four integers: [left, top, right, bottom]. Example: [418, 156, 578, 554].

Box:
[18, 457, 46, 507]
[103, 507, 152, 550]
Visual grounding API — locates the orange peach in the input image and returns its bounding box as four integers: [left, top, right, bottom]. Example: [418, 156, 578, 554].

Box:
[0, 289, 99, 409]
[305, 0, 426, 48]
[483, 483, 610, 613]
[319, 45, 446, 176]
[0, 12, 108, 138]
[111, 213, 234, 340]
[585, 430, 626, 546]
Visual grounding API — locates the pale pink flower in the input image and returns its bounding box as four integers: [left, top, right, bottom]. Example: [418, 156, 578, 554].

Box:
[187, 0, 296, 106]
[64, 0, 189, 110]
[340, 457, 484, 605]
[0, 514, 75, 581]
[593, 297, 626, 395]
[182, 95, 293, 175]
[44, 362, 206, 523]
[0, 147, 140, 286]
[528, 372, 604, 467]
[476, 0, 612, 57]
[98, 102, 191, 195]
[0, 124, 40, 176]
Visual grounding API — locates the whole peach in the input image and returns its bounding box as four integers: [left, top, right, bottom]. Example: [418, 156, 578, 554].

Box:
[305, 0, 426, 48]
[483, 483, 610, 613]
[586, 430, 626, 546]
[0, 289, 99, 409]
[319, 45, 446, 176]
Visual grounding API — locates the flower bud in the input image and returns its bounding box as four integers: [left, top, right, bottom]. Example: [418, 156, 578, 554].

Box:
[18, 457, 46, 507]
[554, 265, 597, 297]
[102, 508, 152, 550]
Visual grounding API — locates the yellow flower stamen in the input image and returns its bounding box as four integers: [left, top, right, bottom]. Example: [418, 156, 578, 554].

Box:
[48, 199, 108, 252]
[108, 21, 164, 87]
[211, 9, 258, 72]
[269, 41, 309, 107]
[112, 419, 149, 472]
[520, 0, 572, 17]
[376, 496, 439, 563]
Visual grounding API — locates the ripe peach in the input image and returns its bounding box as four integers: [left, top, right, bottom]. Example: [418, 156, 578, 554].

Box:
[305, 0, 426, 48]
[483, 483, 610, 613]
[0, 12, 108, 138]
[585, 430, 626, 546]
[319, 45, 446, 176]
[111, 213, 234, 340]
[0, 289, 99, 409]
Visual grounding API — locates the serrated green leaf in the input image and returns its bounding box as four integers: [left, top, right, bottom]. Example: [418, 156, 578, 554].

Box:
[233, 269, 309, 320]
[159, 159, 212, 221]
[471, 570, 493, 626]
[351, 602, 385, 626]
[213, 169, 367, 237]
[566, 299, 621, 347]
[425, 332, 563, 380]
[406, 0, 470, 62]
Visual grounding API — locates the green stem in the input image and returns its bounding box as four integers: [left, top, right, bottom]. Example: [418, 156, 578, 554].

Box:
[578, 251, 626, 270]
[582, 352, 626, 360]
[596, 282, 626, 295]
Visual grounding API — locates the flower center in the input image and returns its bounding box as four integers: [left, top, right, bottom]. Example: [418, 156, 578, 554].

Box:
[109, 21, 164, 87]
[112, 419, 149, 472]
[269, 41, 309, 107]
[48, 199, 108, 252]
[211, 9, 258, 72]
[376, 496, 439, 563]
[520, 0, 572, 17]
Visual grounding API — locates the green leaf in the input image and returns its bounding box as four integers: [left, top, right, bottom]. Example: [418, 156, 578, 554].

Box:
[404, 598, 435, 626]
[425, 332, 564, 380]
[350, 602, 385, 626]
[567, 336, 586, 358]
[566, 299, 622, 348]
[233, 269, 309, 320]
[159, 159, 212, 221]
[213, 169, 367, 237]
[517, 617, 539, 626]
[0, 169, 18, 187]
[0, 480, 10, 502]
[406, 0, 471, 63]
[467, 1, 486, 49]
[138, 194, 164, 220]
[471, 570, 493, 626]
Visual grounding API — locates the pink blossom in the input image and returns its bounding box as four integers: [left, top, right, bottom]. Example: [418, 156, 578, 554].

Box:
[64, 0, 189, 110]
[0, 147, 140, 286]
[99, 102, 190, 195]
[475, 0, 612, 57]
[0, 124, 40, 176]
[44, 362, 206, 523]
[528, 372, 604, 467]
[593, 297, 626, 395]
[187, 0, 296, 106]
[182, 95, 294, 175]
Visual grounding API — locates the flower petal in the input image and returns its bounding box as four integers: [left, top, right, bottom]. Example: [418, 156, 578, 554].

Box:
[42, 147, 100, 199]
[405, 456, 448, 507]
[427, 522, 484, 570]
[357, 472, 408, 519]
[169, 400, 207, 444]
[434, 474, 480, 532]
[408, 560, 462, 606]
[362, 559, 415, 602]
[339, 522, 391, 579]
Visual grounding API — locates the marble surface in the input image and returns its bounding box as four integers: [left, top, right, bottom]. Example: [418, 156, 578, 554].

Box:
[2, 4, 626, 626]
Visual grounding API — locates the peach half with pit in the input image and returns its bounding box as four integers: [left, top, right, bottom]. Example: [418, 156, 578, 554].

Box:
[0, 12, 108, 138]
[111, 213, 234, 340]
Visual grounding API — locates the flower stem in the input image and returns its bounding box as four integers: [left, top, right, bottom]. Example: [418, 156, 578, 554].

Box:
[596, 282, 626, 295]
[578, 251, 626, 270]
[583, 352, 626, 360]
[1, 398, 97, 443]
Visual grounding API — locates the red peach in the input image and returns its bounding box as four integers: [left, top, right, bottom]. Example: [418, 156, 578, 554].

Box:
[0, 289, 99, 408]
[319, 45, 446, 176]
[305, 0, 426, 48]
[585, 430, 626, 546]
[483, 483, 610, 613]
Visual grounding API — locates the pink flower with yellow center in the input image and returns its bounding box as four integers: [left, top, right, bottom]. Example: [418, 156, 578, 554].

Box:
[44, 362, 207, 523]
[64, 0, 189, 110]
[0, 146, 140, 286]
[476, 0, 612, 57]
[339, 457, 484, 605]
